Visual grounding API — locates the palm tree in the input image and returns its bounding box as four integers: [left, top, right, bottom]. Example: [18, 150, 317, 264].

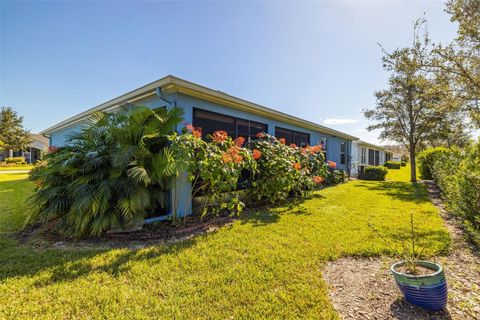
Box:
[30, 105, 183, 237]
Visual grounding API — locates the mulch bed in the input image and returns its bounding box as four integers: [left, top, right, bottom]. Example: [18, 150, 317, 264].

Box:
[17, 213, 237, 249]
[323, 181, 480, 319]
[107, 214, 235, 241]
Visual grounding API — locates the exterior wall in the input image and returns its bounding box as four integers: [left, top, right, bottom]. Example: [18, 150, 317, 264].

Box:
[351, 141, 388, 176]
[48, 92, 354, 218]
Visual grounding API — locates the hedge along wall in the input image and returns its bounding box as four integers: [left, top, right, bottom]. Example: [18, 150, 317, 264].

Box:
[420, 142, 480, 245]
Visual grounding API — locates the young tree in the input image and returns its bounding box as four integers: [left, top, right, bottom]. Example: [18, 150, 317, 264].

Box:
[364, 21, 446, 182]
[0, 106, 31, 155]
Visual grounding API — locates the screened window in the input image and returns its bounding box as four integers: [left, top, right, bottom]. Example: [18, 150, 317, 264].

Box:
[361, 147, 367, 164]
[368, 149, 375, 166]
[274, 127, 310, 147]
[340, 142, 346, 164]
[192, 108, 267, 142]
[385, 153, 392, 161]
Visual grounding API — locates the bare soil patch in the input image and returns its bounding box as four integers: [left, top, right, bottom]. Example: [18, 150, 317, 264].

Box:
[323, 181, 480, 319]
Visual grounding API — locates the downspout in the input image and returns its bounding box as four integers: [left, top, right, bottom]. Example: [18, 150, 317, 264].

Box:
[143, 88, 179, 224]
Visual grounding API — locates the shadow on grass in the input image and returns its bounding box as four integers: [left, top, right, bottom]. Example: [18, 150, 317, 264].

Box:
[0, 234, 201, 286]
[239, 193, 323, 226]
[353, 181, 431, 204]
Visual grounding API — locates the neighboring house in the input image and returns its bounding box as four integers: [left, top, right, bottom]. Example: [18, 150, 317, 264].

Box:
[41, 75, 359, 218]
[0, 133, 48, 164]
[351, 140, 391, 176]
[391, 152, 402, 161]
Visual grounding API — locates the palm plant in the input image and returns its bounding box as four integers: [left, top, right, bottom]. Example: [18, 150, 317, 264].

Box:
[30, 105, 183, 237]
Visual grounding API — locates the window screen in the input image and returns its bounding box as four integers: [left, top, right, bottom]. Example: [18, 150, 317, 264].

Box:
[193, 108, 267, 142]
[340, 142, 346, 164]
[275, 127, 310, 147]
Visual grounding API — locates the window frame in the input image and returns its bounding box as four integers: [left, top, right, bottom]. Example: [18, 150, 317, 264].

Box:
[192, 107, 268, 142]
[361, 147, 367, 164]
[274, 126, 311, 147]
[340, 142, 346, 165]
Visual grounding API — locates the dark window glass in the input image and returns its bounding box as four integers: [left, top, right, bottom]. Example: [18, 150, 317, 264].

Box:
[275, 127, 310, 146]
[340, 142, 346, 164]
[385, 153, 391, 161]
[192, 108, 267, 142]
[237, 118, 268, 142]
[294, 132, 310, 147]
[368, 149, 375, 166]
[375, 150, 380, 165]
[275, 127, 294, 144]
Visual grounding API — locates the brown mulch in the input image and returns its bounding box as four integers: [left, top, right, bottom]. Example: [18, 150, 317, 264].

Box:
[323, 181, 480, 320]
[17, 213, 236, 250]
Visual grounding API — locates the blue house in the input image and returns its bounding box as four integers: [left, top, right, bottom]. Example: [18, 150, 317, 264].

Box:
[41, 75, 358, 218]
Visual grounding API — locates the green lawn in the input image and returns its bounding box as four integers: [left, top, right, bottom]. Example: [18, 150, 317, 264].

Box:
[0, 165, 33, 171]
[386, 163, 419, 182]
[0, 167, 449, 319]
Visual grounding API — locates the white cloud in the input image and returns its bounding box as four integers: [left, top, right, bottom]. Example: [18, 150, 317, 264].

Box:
[323, 117, 359, 125]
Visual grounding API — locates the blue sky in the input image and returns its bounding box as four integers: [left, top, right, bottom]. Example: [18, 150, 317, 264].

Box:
[1, 1, 458, 144]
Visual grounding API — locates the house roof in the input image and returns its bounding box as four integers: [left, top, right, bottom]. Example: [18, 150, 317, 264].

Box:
[30, 133, 49, 144]
[355, 140, 387, 151]
[41, 75, 359, 141]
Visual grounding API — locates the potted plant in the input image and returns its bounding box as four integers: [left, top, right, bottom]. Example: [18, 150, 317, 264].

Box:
[370, 213, 448, 311]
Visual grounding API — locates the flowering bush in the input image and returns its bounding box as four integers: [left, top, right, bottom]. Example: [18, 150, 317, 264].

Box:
[169, 126, 256, 218]
[248, 133, 327, 202]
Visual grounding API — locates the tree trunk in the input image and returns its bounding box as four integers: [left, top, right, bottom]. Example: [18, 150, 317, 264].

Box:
[409, 144, 417, 183]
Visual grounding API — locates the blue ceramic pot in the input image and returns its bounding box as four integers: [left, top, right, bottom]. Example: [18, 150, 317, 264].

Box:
[391, 260, 448, 311]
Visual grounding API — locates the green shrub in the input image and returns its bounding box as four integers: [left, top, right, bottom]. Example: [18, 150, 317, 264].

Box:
[169, 128, 255, 218]
[384, 161, 401, 169]
[326, 169, 347, 185]
[455, 142, 480, 244]
[30, 105, 184, 238]
[401, 161, 407, 167]
[360, 166, 388, 181]
[248, 134, 327, 203]
[417, 147, 450, 180]
[429, 142, 480, 246]
[3, 156, 26, 165]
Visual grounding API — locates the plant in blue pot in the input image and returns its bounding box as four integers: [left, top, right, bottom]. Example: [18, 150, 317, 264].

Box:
[370, 213, 448, 311]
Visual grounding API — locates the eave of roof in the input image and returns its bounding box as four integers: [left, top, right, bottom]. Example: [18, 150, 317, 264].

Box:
[355, 140, 387, 151]
[41, 75, 359, 141]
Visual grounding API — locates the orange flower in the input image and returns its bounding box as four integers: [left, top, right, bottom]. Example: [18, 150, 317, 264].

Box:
[256, 132, 265, 138]
[279, 138, 286, 145]
[313, 176, 324, 185]
[310, 145, 322, 153]
[290, 143, 297, 148]
[300, 148, 307, 154]
[185, 124, 202, 138]
[228, 146, 240, 156]
[234, 136, 245, 147]
[222, 152, 233, 163]
[185, 124, 194, 132]
[253, 149, 262, 160]
[212, 130, 228, 142]
[233, 154, 243, 164]
[48, 146, 58, 153]
[327, 160, 337, 168]
[293, 162, 301, 170]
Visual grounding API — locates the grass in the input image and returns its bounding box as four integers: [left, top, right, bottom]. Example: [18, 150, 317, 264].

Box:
[386, 163, 420, 182]
[0, 166, 450, 319]
[0, 165, 33, 171]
